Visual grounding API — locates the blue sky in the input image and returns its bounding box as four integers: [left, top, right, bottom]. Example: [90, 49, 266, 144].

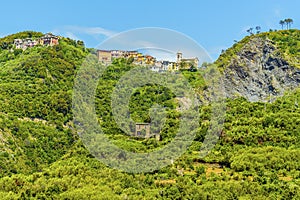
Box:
[1, 0, 299, 60]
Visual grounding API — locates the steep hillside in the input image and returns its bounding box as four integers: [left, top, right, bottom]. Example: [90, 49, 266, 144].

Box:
[0, 31, 44, 50]
[0, 31, 299, 199]
[0, 31, 88, 176]
[216, 30, 300, 102]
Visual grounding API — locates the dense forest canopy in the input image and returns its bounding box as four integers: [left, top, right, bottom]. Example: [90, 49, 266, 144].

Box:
[0, 30, 299, 199]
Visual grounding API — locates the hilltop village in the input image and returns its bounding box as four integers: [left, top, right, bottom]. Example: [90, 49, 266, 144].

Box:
[13, 33, 59, 50]
[11, 33, 198, 72]
[97, 50, 199, 72]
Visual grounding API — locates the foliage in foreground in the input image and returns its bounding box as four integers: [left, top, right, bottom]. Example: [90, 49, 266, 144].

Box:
[0, 31, 299, 199]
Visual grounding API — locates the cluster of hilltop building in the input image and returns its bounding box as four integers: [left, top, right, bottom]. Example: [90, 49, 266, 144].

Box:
[97, 50, 199, 72]
[12, 33, 198, 72]
[13, 33, 59, 50]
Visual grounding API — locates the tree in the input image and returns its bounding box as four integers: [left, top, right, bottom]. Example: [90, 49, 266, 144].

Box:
[285, 18, 293, 29]
[179, 61, 188, 70]
[255, 26, 261, 34]
[247, 27, 254, 35]
[279, 20, 285, 29]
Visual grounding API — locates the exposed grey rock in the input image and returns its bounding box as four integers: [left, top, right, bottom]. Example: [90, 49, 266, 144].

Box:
[223, 37, 300, 102]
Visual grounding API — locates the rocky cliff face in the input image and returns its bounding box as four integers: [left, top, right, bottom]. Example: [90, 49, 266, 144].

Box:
[222, 37, 300, 102]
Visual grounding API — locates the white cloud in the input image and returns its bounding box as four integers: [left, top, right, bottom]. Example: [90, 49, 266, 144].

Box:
[65, 32, 80, 40]
[64, 26, 116, 37]
[207, 46, 229, 60]
[97, 28, 212, 64]
[141, 48, 176, 61]
[51, 26, 116, 44]
[274, 8, 281, 17]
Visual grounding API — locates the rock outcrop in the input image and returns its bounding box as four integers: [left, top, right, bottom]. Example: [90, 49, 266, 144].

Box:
[222, 37, 300, 102]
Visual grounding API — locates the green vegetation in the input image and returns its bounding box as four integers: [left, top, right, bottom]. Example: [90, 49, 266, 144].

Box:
[0, 31, 43, 50]
[264, 29, 300, 67]
[0, 33, 88, 177]
[0, 31, 299, 199]
[216, 29, 300, 70]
